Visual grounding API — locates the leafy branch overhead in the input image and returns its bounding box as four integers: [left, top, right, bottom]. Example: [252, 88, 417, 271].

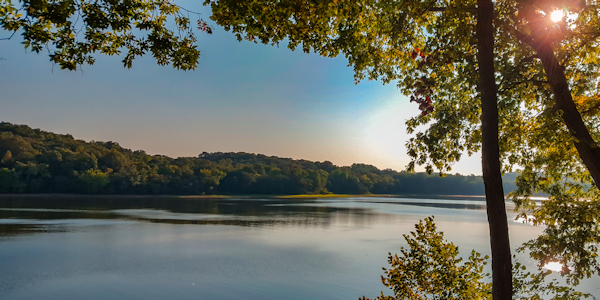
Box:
[0, 0, 210, 70]
[204, 0, 483, 174]
[205, 0, 600, 284]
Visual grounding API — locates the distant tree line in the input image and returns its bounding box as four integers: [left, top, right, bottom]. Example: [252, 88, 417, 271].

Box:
[0, 122, 516, 195]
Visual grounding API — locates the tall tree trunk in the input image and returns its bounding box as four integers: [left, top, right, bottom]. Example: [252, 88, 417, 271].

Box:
[536, 45, 600, 186]
[476, 0, 513, 299]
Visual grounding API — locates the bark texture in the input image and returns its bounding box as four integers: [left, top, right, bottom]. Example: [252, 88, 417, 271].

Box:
[476, 0, 513, 299]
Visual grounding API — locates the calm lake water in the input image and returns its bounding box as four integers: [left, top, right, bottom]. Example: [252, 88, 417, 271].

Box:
[0, 196, 596, 299]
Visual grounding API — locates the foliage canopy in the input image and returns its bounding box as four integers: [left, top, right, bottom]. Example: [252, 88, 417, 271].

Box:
[203, 0, 600, 286]
[0, 122, 496, 195]
[3, 0, 600, 294]
[0, 0, 207, 70]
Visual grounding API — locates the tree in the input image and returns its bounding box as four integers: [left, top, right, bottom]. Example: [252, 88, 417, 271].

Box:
[0, 150, 13, 166]
[204, 0, 513, 296]
[204, 0, 600, 296]
[0, 0, 208, 70]
[477, 0, 512, 297]
[198, 168, 226, 193]
[496, 0, 600, 286]
[361, 216, 592, 300]
[361, 217, 492, 300]
[0, 167, 15, 192]
[507, 0, 600, 186]
[4, 0, 600, 296]
[78, 168, 110, 193]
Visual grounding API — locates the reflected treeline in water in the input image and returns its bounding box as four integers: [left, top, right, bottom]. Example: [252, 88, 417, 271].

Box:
[0, 208, 117, 221]
[0, 196, 399, 235]
[373, 200, 486, 210]
[0, 196, 370, 216]
[0, 223, 66, 237]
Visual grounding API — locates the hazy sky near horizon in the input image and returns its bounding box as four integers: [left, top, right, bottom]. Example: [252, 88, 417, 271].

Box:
[0, 2, 482, 175]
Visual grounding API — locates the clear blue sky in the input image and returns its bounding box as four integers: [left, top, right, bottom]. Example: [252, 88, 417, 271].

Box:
[0, 2, 481, 175]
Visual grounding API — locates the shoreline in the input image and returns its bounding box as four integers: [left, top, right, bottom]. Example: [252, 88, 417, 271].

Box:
[0, 193, 491, 201]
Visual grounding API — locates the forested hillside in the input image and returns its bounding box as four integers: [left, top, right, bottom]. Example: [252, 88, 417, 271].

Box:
[0, 122, 515, 195]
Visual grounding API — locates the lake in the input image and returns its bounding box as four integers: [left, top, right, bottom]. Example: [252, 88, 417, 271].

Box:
[0, 196, 596, 299]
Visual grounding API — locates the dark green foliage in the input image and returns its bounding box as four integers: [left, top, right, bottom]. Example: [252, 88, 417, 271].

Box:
[0, 0, 205, 70]
[0, 168, 14, 193]
[0, 122, 508, 195]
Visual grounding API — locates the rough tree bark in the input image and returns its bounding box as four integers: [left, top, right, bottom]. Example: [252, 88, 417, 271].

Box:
[477, 0, 513, 298]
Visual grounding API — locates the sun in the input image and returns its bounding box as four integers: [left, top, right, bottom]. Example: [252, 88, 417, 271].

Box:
[550, 9, 564, 22]
[543, 261, 563, 272]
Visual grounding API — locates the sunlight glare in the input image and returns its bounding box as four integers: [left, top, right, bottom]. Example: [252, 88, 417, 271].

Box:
[543, 261, 565, 272]
[363, 98, 415, 170]
[514, 215, 536, 225]
[550, 10, 564, 22]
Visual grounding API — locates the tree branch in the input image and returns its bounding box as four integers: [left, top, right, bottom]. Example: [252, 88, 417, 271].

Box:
[512, 29, 539, 52]
[562, 32, 600, 65]
[0, 31, 17, 41]
[499, 79, 548, 93]
[425, 7, 476, 13]
[174, 5, 203, 16]
[428, 7, 446, 12]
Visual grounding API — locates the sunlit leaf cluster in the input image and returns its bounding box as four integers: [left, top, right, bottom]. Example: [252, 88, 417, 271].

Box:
[511, 259, 593, 300]
[0, 0, 204, 70]
[360, 216, 492, 300]
[361, 217, 593, 299]
[492, 0, 600, 286]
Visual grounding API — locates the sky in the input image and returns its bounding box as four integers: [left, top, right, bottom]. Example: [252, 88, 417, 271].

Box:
[0, 2, 482, 175]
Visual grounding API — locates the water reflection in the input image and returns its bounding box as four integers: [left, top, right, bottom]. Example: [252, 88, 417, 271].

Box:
[0, 223, 64, 237]
[0, 196, 421, 235]
[0, 196, 494, 236]
[0, 195, 489, 213]
[373, 200, 486, 210]
[0, 196, 367, 216]
[1, 196, 596, 299]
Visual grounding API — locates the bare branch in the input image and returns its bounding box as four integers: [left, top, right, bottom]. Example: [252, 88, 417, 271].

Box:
[426, 7, 476, 13]
[512, 29, 538, 51]
[499, 79, 548, 93]
[174, 5, 202, 16]
[428, 7, 446, 12]
[0, 31, 17, 41]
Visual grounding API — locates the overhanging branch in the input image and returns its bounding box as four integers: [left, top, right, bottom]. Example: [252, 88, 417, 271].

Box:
[0, 31, 17, 41]
[512, 29, 539, 51]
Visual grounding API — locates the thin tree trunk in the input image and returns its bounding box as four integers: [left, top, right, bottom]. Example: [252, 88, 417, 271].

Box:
[536, 45, 600, 186]
[476, 0, 513, 299]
